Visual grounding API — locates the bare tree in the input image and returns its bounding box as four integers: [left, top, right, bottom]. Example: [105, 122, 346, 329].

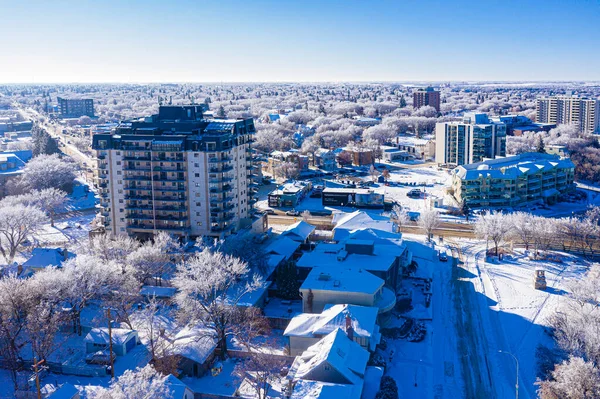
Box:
[418, 209, 440, 242]
[509, 212, 535, 251]
[235, 351, 287, 399]
[537, 356, 600, 399]
[0, 204, 48, 265]
[474, 211, 513, 256]
[392, 204, 410, 231]
[90, 364, 173, 399]
[172, 248, 264, 359]
[19, 154, 78, 192]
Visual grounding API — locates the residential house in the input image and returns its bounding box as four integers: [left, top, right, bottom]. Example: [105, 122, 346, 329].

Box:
[269, 150, 309, 175]
[322, 188, 384, 208]
[0, 149, 32, 198]
[284, 304, 381, 355]
[314, 148, 337, 171]
[47, 383, 80, 399]
[341, 147, 373, 166]
[395, 135, 435, 160]
[281, 220, 316, 244]
[165, 375, 195, 399]
[299, 267, 396, 315]
[20, 247, 73, 277]
[381, 146, 412, 162]
[84, 328, 138, 356]
[164, 327, 217, 377]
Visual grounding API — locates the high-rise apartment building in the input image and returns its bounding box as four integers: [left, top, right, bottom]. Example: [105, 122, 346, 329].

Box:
[435, 113, 506, 166]
[413, 87, 440, 112]
[536, 96, 600, 134]
[92, 105, 258, 239]
[57, 97, 95, 118]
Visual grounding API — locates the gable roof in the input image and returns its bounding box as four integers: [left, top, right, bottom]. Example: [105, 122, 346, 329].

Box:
[167, 327, 217, 365]
[284, 304, 380, 341]
[22, 248, 71, 269]
[288, 328, 369, 385]
[290, 380, 362, 399]
[265, 236, 302, 260]
[84, 328, 137, 346]
[47, 383, 79, 399]
[282, 220, 316, 242]
[332, 211, 394, 240]
[165, 375, 193, 399]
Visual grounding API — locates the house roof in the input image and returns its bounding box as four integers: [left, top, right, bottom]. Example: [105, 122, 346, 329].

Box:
[22, 247, 71, 269]
[282, 220, 316, 242]
[265, 236, 301, 260]
[84, 328, 137, 346]
[284, 304, 380, 341]
[332, 211, 395, 240]
[47, 383, 79, 399]
[300, 267, 383, 295]
[165, 375, 192, 399]
[168, 327, 217, 365]
[290, 380, 362, 399]
[288, 328, 369, 386]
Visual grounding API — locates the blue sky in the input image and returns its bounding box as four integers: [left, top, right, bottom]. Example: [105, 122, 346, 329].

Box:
[0, 0, 598, 83]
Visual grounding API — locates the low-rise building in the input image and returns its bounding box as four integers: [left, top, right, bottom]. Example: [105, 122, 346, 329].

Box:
[0, 149, 32, 197]
[451, 152, 575, 208]
[268, 181, 311, 208]
[395, 135, 435, 160]
[269, 150, 309, 175]
[322, 188, 384, 208]
[341, 147, 374, 166]
[381, 146, 412, 162]
[314, 148, 337, 170]
[84, 328, 138, 356]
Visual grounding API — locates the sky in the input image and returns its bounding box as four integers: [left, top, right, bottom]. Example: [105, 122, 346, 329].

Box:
[0, 0, 599, 83]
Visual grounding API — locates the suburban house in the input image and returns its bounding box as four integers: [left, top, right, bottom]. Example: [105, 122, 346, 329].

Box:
[165, 375, 195, 399]
[287, 328, 370, 398]
[332, 211, 396, 241]
[341, 147, 374, 166]
[19, 247, 74, 277]
[299, 267, 396, 316]
[381, 146, 412, 162]
[281, 220, 316, 244]
[269, 150, 309, 175]
[164, 327, 217, 377]
[84, 328, 138, 356]
[395, 135, 436, 160]
[47, 383, 80, 399]
[284, 304, 381, 356]
[314, 148, 337, 170]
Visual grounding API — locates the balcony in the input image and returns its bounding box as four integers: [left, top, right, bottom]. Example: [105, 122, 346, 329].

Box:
[153, 166, 186, 172]
[374, 287, 396, 314]
[124, 164, 151, 171]
[123, 155, 151, 161]
[153, 185, 186, 192]
[153, 175, 186, 182]
[154, 156, 185, 163]
[210, 224, 235, 233]
[124, 175, 152, 181]
[208, 157, 232, 164]
[154, 196, 187, 202]
[124, 195, 153, 201]
[155, 204, 187, 211]
[125, 213, 155, 220]
[210, 212, 235, 222]
[210, 164, 233, 173]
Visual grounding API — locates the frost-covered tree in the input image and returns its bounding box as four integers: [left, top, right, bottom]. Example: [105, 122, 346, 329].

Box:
[0, 188, 68, 227]
[274, 161, 299, 180]
[0, 204, 48, 265]
[509, 212, 535, 251]
[537, 356, 600, 399]
[474, 211, 513, 256]
[126, 232, 177, 286]
[392, 204, 410, 231]
[234, 352, 287, 399]
[172, 248, 264, 358]
[19, 154, 78, 192]
[90, 364, 173, 399]
[85, 234, 140, 263]
[418, 209, 440, 242]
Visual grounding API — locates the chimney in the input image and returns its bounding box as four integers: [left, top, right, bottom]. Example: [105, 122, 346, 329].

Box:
[17, 264, 23, 276]
[345, 312, 354, 341]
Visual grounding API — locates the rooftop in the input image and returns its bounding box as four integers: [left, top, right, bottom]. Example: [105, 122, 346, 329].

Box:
[300, 267, 383, 295]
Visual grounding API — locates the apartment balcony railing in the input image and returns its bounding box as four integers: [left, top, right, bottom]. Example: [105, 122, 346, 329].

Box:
[125, 213, 155, 220]
[124, 175, 152, 181]
[124, 165, 151, 171]
[210, 212, 235, 222]
[125, 205, 153, 211]
[210, 224, 235, 233]
[123, 155, 152, 161]
[152, 186, 186, 192]
[153, 166, 186, 172]
[155, 204, 188, 211]
[152, 175, 186, 182]
[208, 157, 232, 164]
[154, 196, 187, 202]
[124, 195, 153, 201]
[209, 176, 233, 184]
[210, 164, 234, 173]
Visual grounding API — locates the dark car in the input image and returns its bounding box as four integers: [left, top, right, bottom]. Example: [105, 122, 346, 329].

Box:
[439, 252, 448, 262]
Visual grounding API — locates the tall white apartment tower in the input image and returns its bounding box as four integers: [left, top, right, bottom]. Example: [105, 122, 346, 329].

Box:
[92, 105, 258, 239]
[536, 96, 600, 134]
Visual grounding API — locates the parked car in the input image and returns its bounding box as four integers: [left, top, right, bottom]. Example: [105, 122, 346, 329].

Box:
[439, 252, 448, 262]
[407, 189, 422, 198]
[263, 209, 276, 215]
[285, 209, 300, 216]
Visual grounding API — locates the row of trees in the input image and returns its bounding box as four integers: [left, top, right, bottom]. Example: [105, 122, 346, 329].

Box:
[475, 208, 600, 257]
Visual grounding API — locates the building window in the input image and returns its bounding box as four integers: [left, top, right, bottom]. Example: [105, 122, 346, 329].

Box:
[119, 199, 123, 204]
[116, 151, 121, 155]
[196, 212, 200, 216]
[117, 171, 121, 175]
[196, 202, 201, 207]
[197, 221, 202, 226]
[195, 173, 200, 177]
[116, 161, 121, 165]
[195, 163, 199, 168]
[194, 153, 199, 158]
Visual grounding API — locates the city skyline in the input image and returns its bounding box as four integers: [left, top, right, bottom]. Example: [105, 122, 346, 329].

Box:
[1, 0, 599, 83]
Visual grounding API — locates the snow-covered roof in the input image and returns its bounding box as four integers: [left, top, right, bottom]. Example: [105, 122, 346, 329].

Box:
[362, 366, 384, 399]
[453, 152, 575, 181]
[165, 374, 192, 399]
[47, 383, 79, 399]
[84, 328, 137, 346]
[22, 247, 71, 269]
[168, 327, 217, 365]
[265, 236, 302, 260]
[281, 220, 316, 242]
[332, 211, 395, 240]
[290, 380, 362, 399]
[300, 267, 383, 295]
[0, 150, 32, 175]
[288, 328, 369, 385]
[284, 304, 380, 341]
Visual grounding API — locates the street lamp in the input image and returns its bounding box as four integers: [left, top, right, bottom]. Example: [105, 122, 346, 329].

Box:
[498, 350, 519, 399]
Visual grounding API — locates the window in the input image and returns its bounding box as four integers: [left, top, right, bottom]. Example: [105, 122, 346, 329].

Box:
[195, 173, 200, 178]
[116, 151, 121, 155]
[195, 193, 200, 197]
[194, 153, 199, 158]
[117, 171, 121, 175]
[116, 161, 121, 165]
[196, 212, 200, 216]
[197, 221, 202, 226]
[194, 163, 199, 168]
[195, 183, 200, 187]
[196, 202, 201, 207]
[118, 180, 122, 184]
[118, 189, 123, 194]
[119, 200, 123, 204]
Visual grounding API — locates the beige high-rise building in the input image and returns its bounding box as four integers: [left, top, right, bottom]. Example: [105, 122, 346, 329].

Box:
[92, 105, 258, 239]
[536, 96, 600, 134]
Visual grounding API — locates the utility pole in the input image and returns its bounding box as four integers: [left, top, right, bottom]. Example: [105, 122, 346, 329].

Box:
[106, 308, 115, 379]
[32, 357, 45, 399]
[498, 350, 519, 399]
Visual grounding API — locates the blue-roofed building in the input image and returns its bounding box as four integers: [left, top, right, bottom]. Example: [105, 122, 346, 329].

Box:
[451, 152, 575, 208]
[0, 149, 33, 197]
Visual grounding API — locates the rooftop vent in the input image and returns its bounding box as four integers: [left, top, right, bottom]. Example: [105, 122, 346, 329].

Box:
[318, 272, 331, 281]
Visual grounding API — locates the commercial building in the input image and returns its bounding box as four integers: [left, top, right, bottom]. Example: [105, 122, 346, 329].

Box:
[395, 135, 435, 160]
[268, 181, 311, 208]
[490, 115, 555, 136]
[536, 96, 600, 134]
[91, 105, 258, 239]
[413, 87, 440, 112]
[435, 113, 506, 166]
[322, 188, 384, 208]
[451, 152, 575, 208]
[57, 97, 95, 118]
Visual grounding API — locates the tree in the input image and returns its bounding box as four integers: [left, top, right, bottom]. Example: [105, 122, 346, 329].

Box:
[399, 95, 407, 108]
[90, 364, 173, 399]
[537, 356, 600, 399]
[31, 125, 59, 156]
[460, 201, 470, 222]
[172, 248, 264, 359]
[274, 161, 299, 180]
[217, 105, 226, 118]
[19, 154, 78, 192]
[537, 135, 546, 153]
[474, 211, 513, 256]
[376, 376, 399, 399]
[0, 275, 32, 389]
[85, 233, 140, 263]
[0, 204, 48, 265]
[234, 352, 287, 399]
[24, 188, 67, 227]
[276, 261, 301, 300]
[392, 204, 410, 231]
[418, 209, 440, 242]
